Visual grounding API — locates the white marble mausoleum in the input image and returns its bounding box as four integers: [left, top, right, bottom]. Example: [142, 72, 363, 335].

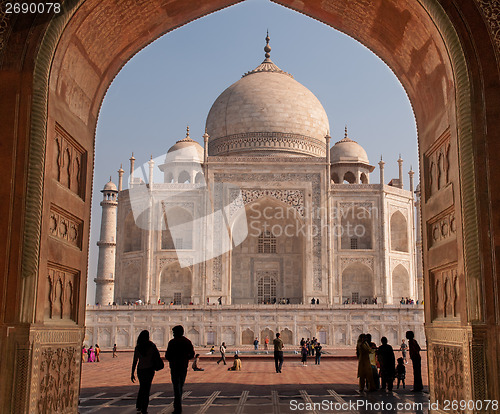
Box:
[86, 35, 424, 348]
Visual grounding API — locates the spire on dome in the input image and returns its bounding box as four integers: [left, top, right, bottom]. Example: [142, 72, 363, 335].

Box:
[175, 125, 195, 144]
[264, 30, 271, 59]
[242, 33, 293, 78]
[335, 124, 356, 144]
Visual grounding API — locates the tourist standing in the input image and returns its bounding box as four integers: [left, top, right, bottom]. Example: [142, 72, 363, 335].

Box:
[264, 336, 269, 351]
[406, 331, 423, 392]
[400, 339, 408, 364]
[131, 330, 163, 414]
[253, 337, 259, 350]
[366, 334, 380, 389]
[273, 333, 284, 373]
[301, 343, 308, 366]
[376, 337, 395, 391]
[315, 343, 322, 365]
[217, 342, 227, 365]
[165, 325, 195, 414]
[82, 345, 87, 362]
[112, 343, 117, 358]
[356, 334, 375, 392]
[94, 344, 100, 362]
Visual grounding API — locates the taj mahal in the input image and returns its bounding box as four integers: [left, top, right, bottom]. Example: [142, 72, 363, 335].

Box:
[85, 36, 424, 349]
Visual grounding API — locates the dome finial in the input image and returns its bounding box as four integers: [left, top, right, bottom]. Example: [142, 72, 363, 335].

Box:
[186, 125, 190, 138]
[264, 30, 271, 59]
[344, 125, 348, 139]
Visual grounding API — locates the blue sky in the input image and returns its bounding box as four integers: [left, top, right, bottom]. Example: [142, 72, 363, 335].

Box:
[87, 0, 418, 303]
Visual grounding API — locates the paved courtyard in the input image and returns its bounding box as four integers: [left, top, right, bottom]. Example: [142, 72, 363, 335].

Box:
[80, 350, 429, 413]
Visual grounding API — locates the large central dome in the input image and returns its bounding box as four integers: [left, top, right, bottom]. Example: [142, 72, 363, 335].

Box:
[206, 35, 330, 157]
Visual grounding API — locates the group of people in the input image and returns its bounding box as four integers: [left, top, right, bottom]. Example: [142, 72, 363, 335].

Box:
[81, 344, 100, 362]
[399, 297, 421, 305]
[131, 326, 195, 414]
[343, 297, 378, 305]
[299, 337, 322, 365]
[356, 330, 423, 393]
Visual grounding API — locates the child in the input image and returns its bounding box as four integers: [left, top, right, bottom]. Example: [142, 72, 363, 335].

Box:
[192, 354, 204, 371]
[209, 346, 215, 354]
[228, 354, 241, 371]
[396, 357, 406, 389]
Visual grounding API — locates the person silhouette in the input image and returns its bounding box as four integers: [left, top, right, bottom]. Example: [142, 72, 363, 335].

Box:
[406, 330, 423, 392]
[131, 330, 162, 414]
[165, 325, 195, 414]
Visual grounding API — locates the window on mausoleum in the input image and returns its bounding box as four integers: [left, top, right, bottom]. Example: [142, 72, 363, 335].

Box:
[257, 276, 277, 304]
[350, 237, 358, 249]
[351, 292, 359, 304]
[173, 292, 181, 305]
[258, 231, 276, 253]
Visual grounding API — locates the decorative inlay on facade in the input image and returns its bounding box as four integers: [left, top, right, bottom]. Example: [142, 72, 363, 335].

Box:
[54, 123, 87, 200]
[209, 156, 326, 163]
[424, 128, 451, 200]
[157, 257, 193, 273]
[427, 206, 456, 247]
[161, 201, 195, 215]
[429, 264, 459, 320]
[157, 258, 177, 272]
[212, 256, 222, 291]
[389, 259, 410, 274]
[209, 132, 327, 157]
[37, 346, 79, 413]
[229, 189, 305, 218]
[432, 345, 465, 404]
[389, 204, 408, 219]
[46, 263, 79, 322]
[340, 257, 374, 271]
[475, 0, 500, 52]
[49, 204, 83, 249]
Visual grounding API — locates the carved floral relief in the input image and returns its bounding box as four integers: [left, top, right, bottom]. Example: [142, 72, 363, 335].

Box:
[54, 123, 87, 200]
[424, 129, 451, 200]
[432, 345, 465, 406]
[430, 264, 459, 320]
[46, 264, 79, 322]
[37, 346, 78, 413]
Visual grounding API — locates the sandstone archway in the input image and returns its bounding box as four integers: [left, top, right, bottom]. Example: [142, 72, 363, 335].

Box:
[1, 0, 499, 411]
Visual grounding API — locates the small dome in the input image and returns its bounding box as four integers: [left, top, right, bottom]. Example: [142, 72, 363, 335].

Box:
[102, 178, 117, 192]
[166, 127, 204, 163]
[330, 132, 369, 164]
[206, 35, 329, 157]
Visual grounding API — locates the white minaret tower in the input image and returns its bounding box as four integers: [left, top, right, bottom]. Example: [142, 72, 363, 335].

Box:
[94, 177, 118, 305]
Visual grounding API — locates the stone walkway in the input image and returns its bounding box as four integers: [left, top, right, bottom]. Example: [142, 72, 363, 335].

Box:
[80, 352, 429, 413]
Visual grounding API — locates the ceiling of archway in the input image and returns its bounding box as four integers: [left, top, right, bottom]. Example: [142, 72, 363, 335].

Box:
[50, 0, 455, 151]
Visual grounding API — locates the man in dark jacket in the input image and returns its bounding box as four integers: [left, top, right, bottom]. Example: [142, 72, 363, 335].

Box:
[376, 336, 396, 391]
[165, 325, 195, 414]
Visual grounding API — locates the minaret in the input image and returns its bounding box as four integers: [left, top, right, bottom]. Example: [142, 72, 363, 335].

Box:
[94, 177, 118, 305]
[379, 156, 385, 186]
[117, 164, 124, 192]
[129, 153, 136, 188]
[203, 128, 209, 164]
[397, 154, 404, 189]
[408, 166, 415, 194]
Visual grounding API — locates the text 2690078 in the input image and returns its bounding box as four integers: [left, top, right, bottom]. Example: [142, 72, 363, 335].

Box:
[5, 2, 61, 14]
